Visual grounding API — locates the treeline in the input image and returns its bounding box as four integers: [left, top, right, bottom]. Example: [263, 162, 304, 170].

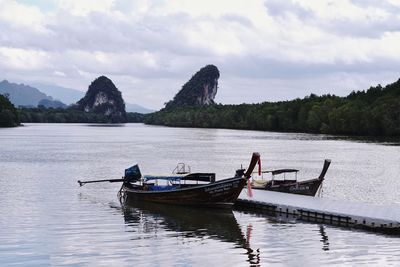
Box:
[0, 94, 20, 127]
[19, 107, 144, 123]
[144, 79, 400, 136]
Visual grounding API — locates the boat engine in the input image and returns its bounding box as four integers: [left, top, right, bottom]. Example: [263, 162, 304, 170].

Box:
[124, 164, 142, 182]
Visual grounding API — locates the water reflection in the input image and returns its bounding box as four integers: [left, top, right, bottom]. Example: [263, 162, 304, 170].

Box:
[325, 135, 400, 146]
[319, 225, 330, 251]
[86, 124, 126, 127]
[272, 213, 330, 251]
[119, 201, 261, 266]
[236, 208, 332, 252]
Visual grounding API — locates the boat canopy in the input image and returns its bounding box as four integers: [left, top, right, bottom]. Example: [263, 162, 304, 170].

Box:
[143, 175, 185, 182]
[143, 173, 216, 183]
[266, 169, 299, 175]
[255, 169, 299, 175]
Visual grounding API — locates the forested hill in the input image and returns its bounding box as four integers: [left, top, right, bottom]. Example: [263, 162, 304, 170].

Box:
[165, 65, 220, 109]
[0, 94, 19, 127]
[144, 78, 400, 136]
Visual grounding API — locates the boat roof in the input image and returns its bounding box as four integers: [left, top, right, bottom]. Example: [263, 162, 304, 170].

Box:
[143, 172, 216, 182]
[264, 169, 299, 175]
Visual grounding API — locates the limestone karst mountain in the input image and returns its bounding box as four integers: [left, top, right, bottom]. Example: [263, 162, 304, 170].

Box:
[77, 76, 126, 122]
[165, 64, 220, 109]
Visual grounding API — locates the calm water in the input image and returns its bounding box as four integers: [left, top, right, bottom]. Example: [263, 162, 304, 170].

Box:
[0, 123, 399, 266]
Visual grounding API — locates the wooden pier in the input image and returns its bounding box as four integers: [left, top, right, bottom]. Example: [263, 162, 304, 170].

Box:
[236, 189, 400, 233]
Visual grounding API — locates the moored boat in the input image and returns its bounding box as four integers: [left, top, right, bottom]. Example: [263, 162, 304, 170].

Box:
[247, 159, 331, 196]
[120, 153, 260, 208]
[78, 152, 260, 208]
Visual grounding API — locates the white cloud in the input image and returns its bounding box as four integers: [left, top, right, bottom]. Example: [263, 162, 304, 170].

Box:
[0, 0, 399, 109]
[53, 70, 66, 77]
[0, 47, 49, 70]
[57, 0, 114, 16]
[0, 0, 46, 31]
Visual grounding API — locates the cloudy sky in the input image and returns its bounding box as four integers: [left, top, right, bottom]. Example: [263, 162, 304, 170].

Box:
[1, 0, 400, 109]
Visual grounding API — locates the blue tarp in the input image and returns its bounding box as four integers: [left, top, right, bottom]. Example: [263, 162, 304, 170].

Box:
[148, 185, 177, 191]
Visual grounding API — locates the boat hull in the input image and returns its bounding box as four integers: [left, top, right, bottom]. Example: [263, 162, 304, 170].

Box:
[120, 176, 247, 208]
[254, 178, 323, 196]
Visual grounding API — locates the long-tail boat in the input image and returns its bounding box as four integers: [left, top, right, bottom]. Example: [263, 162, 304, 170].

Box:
[245, 159, 331, 196]
[78, 152, 260, 208]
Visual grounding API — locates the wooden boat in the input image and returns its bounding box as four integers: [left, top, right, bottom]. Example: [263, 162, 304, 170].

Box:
[119, 153, 259, 208]
[248, 159, 331, 196]
[78, 152, 260, 208]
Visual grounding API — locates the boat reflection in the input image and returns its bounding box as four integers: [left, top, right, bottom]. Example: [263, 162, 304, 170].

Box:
[319, 225, 330, 251]
[236, 207, 331, 252]
[120, 201, 260, 266]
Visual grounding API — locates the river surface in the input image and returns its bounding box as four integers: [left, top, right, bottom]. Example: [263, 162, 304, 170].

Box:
[0, 123, 399, 266]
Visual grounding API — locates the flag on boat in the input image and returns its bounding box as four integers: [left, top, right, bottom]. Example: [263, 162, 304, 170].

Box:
[247, 179, 253, 198]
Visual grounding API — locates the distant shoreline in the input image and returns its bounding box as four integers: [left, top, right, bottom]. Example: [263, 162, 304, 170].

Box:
[17, 107, 144, 124]
[143, 122, 400, 143]
[14, 122, 400, 144]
